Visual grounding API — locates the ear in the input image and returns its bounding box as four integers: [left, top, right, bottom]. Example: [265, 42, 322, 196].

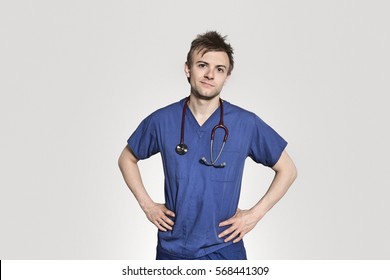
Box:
[184, 62, 190, 78]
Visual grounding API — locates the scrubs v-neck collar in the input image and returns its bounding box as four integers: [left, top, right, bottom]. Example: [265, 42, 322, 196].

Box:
[181, 98, 222, 138]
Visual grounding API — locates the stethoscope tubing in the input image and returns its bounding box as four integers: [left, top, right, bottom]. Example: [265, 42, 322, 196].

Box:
[176, 96, 228, 168]
[179, 97, 189, 146]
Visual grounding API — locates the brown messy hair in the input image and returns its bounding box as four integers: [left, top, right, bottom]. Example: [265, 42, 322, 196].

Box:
[186, 31, 234, 75]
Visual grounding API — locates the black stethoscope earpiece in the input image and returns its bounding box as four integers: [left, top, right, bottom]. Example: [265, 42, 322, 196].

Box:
[175, 96, 229, 168]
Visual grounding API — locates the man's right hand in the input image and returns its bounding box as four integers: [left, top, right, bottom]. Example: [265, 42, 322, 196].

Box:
[143, 202, 175, 231]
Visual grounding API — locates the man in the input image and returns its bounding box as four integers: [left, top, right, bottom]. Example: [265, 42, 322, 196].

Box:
[118, 31, 297, 260]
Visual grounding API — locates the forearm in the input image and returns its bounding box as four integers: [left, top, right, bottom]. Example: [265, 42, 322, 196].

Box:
[251, 151, 297, 220]
[118, 146, 154, 211]
[251, 168, 296, 220]
[118, 146, 175, 231]
[219, 151, 297, 242]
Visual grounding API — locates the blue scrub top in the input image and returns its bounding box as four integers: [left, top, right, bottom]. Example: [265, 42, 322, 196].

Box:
[128, 98, 287, 259]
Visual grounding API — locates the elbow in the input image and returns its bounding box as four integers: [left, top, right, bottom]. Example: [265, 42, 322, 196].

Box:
[118, 147, 129, 171]
[118, 154, 123, 168]
[289, 162, 298, 185]
[118, 152, 126, 172]
[272, 151, 297, 188]
[292, 165, 298, 183]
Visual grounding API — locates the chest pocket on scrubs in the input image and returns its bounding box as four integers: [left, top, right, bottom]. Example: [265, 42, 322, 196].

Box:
[210, 150, 240, 182]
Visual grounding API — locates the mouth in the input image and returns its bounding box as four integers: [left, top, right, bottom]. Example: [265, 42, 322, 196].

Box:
[200, 81, 215, 87]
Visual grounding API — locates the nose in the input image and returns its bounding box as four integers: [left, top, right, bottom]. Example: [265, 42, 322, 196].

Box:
[204, 68, 214, 80]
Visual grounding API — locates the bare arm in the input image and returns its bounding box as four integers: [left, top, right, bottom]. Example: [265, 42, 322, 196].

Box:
[219, 150, 297, 242]
[118, 146, 175, 231]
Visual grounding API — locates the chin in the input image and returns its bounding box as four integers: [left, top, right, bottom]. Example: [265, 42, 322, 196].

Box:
[192, 91, 221, 101]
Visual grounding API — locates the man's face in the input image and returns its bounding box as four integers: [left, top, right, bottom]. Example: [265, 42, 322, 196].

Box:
[185, 50, 230, 100]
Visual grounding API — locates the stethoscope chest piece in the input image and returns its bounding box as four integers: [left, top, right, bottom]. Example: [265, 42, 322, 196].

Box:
[175, 143, 188, 155]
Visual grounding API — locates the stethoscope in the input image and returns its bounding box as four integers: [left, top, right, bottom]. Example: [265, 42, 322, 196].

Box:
[175, 96, 229, 168]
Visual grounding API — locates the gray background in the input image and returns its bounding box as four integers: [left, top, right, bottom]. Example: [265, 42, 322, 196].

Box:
[1, 0, 389, 259]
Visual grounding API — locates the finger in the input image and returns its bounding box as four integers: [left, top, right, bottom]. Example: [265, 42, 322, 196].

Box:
[219, 217, 235, 227]
[159, 219, 173, 231]
[158, 211, 176, 229]
[233, 234, 243, 243]
[224, 230, 240, 243]
[218, 225, 236, 239]
[154, 216, 174, 231]
[154, 220, 168, 232]
[162, 216, 175, 226]
[224, 230, 245, 243]
[232, 227, 251, 243]
[164, 209, 176, 217]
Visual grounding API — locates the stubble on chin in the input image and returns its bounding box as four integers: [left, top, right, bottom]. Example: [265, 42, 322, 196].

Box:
[190, 87, 221, 101]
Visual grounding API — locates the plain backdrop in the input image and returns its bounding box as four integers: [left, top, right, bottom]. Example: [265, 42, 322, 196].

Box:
[1, 0, 389, 259]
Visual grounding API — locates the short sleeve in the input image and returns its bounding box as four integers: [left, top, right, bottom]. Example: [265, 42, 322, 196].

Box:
[127, 114, 160, 160]
[248, 115, 288, 167]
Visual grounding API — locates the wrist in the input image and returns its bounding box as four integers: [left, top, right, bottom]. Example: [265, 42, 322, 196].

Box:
[139, 198, 155, 213]
[249, 204, 266, 221]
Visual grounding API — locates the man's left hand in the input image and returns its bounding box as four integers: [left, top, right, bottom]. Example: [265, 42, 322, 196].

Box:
[218, 209, 260, 243]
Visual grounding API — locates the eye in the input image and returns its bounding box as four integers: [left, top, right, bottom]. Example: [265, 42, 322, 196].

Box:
[217, 67, 225, 73]
[198, 63, 206, 68]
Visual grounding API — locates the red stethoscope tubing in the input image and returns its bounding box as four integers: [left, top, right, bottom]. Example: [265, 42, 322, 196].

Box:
[176, 96, 229, 167]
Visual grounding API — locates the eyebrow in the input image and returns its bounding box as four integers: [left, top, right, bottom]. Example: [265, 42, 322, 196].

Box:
[196, 60, 227, 69]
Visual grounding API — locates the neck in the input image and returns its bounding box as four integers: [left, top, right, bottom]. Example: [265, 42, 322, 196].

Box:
[188, 95, 220, 126]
